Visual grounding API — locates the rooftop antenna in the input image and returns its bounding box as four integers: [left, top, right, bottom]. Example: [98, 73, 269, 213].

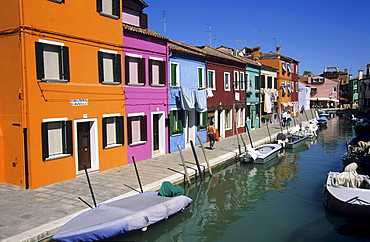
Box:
[272, 38, 277, 49]
[204, 23, 212, 46]
[213, 34, 218, 47]
[161, 11, 170, 37]
[253, 29, 261, 47]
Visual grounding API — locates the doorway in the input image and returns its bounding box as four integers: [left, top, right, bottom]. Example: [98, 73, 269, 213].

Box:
[77, 122, 91, 171]
[152, 111, 165, 157]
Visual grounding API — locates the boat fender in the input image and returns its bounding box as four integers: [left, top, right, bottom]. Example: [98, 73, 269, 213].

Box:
[142, 227, 148, 232]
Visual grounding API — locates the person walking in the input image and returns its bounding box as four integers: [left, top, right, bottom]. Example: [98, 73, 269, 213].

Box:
[281, 111, 287, 128]
[286, 111, 292, 126]
[300, 105, 304, 114]
[207, 122, 216, 149]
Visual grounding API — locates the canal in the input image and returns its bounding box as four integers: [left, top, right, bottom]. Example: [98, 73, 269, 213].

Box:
[116, 116, 370, 241]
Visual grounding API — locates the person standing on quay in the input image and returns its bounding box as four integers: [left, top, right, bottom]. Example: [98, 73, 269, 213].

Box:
[208, 122, 216, 149]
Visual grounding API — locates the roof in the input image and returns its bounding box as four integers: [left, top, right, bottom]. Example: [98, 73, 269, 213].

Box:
[259, 52, 299, 63]
[123, 23, 167, 40]
[169, 39, 205, 57]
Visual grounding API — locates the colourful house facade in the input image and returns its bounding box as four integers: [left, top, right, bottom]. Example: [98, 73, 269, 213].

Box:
[168, 40, 207, 152]
[0, 0, 126, 188]
[122, 3, 169, 162]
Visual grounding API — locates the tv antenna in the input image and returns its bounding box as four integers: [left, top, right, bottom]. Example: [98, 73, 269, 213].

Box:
[161, 11, 170, 37]
[204, 23, 212, 46]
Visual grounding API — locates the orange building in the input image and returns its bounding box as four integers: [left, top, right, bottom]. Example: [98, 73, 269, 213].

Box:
[254, 47, 299, 115]
[0, 0, 126, 188]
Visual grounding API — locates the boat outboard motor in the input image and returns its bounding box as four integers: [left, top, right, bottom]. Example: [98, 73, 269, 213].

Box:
[277, 133, 286, 141]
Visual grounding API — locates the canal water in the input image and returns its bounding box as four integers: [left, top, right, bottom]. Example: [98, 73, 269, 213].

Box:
[116, 116, 370, 242]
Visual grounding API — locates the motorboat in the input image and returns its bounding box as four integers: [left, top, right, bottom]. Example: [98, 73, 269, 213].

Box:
[316, 116, 329, 126]
[240, 144, 282, 164]
[324, 163, 370, 217]
[52, 182, 192, 242]
[284, 135, 310, 149]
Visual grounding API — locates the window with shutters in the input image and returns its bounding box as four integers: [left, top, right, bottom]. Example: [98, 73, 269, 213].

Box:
[125, 54, 145, 86]
[149, 57, 165, 87]
[197, 111, 208, 131]
[198, 67, 205, 89]
[98, 50, 121, 84]
[41, 118, 72, 161]
[169, 110, 183, 135]
[97, 0, 120, 19]
[170, 62, 180, 87]
[267, 76, 273, 89]
[207, 70, 215, 90]
[102, 114, 124, 148]
[127, 114, 147, 146]
[35, 40, 70, 82]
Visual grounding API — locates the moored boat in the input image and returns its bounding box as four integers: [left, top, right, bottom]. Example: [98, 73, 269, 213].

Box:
[324, 163, 370, 217]
[284, 135, 310, 149]
[240, 144, 282, 164]
[316, 116, 329, 126]
[52, 182, 192, 242]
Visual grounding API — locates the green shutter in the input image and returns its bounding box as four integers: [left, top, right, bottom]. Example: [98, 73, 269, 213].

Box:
[171, 63, 177, 86]
[169, 111, 174, 135]
[178, 111, 183, 133]
[198, 68, 203, 87]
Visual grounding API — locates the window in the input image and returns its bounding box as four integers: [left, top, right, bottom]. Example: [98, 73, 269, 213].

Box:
[274, 77, 277, 89]
[260, 75, 266, 88]
[197, 111, 208, 130]
[333, 86, 337, 92]
[125, 54, 145, 85]
[267, 76, 273, 89]
[225, 109, 232, 129]
[255, 76, 260, 90]
[35, 40, 70, 82]
[224, 72, 231, 91]
[149, 58, 165, 86]
[98, 50, 121, 84]
[207, 70, 216, 90]
[127, 114, 147, 146]
[236, 108, 245, 127]
[170, 62, 180, 87]
[198, 67, 205, 88]
[246, 73, 251, 91]
[42, 118, 72, 161]
[170, 110, 183, 135]
[240, 72, 245, 90]
[102, 115, 124, 148]
[97, 0, 120, 19]
[234, 71, 239, 90]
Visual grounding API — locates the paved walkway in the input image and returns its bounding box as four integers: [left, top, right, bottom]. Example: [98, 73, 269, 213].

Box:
[0, 111, 317, 242]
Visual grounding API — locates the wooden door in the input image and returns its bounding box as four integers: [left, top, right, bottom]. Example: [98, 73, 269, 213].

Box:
[77, 122, 91, 171]
[153, 114, 159, 151]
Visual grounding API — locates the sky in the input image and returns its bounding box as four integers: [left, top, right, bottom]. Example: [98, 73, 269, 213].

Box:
[144, 0, 370, 76]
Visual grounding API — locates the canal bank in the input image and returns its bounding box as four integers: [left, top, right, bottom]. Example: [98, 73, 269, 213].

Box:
[0, 111, 318, 242]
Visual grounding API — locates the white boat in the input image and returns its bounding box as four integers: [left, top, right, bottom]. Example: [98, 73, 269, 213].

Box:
[53, 182, 192, 242]
[284, 135, 310, 149]
[240, 144, 282, 164]
[324, 163, 370, 217]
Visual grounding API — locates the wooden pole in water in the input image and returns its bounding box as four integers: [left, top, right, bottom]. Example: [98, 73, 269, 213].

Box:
[132, 156, 143, 193]
[177, 144, 192, 185]
[246, 123, 254, 148]
[235, 122, 241, 155]
[83, 164, 97, 208]
[190, 140, 204, 181]
[196, 134, 213, 177]
[266, 123, 272, 143]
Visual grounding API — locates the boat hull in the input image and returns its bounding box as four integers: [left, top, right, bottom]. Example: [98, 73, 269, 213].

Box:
[325, 172, 370, 217]
[240, 144, 282, 164]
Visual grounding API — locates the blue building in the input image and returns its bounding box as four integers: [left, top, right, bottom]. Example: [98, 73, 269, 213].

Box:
[168, 40, 208, 152]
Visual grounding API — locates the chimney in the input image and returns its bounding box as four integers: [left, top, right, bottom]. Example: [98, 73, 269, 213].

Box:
[276, 46, 281, 54]
[253, 46, 260, 61]
[359, 68, 363, 80]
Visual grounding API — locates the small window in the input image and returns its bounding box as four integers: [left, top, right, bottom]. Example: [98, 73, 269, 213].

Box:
[170, 62, 180, 87]
[170, 110, 184, 135]
[267, 76, 273, 89]
[149, 58, 165, 86]
[207, 70, 216, 90]
[234, 71, 239, 90]
[102, 115, 124, 148]
[198, 67, 205, 88]
[260, 75, 266, 89]
[240, 72, 245, 90]
[127, 114, 147, 146]
[224, 72, 231, 91]
[35, 41, 70, 82]
[125, 55, 145, 85]
[42, 119, 72, 161]
[97, 0, 120, 19]
[98, 51, 122, 84]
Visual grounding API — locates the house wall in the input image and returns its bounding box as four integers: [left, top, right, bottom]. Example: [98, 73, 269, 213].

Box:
[0, 0, 126, 188]
[124, 31, 169, 163]
[246, 65, 261, 129]
[169, 54, 207, 152]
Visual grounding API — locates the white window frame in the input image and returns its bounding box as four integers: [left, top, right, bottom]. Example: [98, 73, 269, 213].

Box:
[170, 62, 180, 87]
[198, 67, 205, 89]
[224, 72, 231, 91]
[127, 112, 147, 146]
[97, 0, 120, 19]
[234, 71, 239, 90]
[98, 49, 121, 85]
[102, 113, 123, 149]
[126, 54, 144, 86]
[207, 70, 216, 90]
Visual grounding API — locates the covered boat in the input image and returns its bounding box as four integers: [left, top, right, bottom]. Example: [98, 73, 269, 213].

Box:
[284, 135, 310, 149]
[53, 182, 192, 242]
[324, 163, 370, 217]
[316, 116, 329, 126]
[240, 144, 282, 164]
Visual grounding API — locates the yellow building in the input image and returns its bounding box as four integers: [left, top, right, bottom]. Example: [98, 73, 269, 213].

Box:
[0, 0, 127, 188]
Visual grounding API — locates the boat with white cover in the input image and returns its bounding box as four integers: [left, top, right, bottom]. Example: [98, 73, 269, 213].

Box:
[240, 144, 282, 164]
[324, 162, 370, 217]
